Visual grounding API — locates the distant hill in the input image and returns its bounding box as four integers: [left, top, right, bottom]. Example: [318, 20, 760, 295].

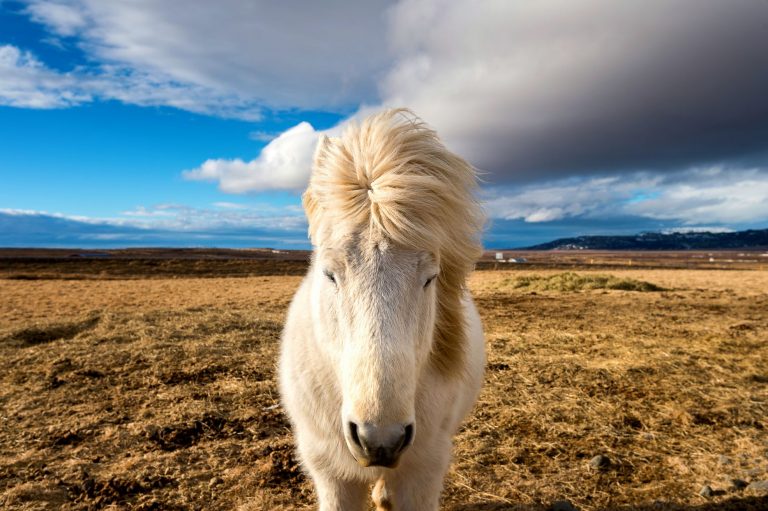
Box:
[524, 229, 768, 250]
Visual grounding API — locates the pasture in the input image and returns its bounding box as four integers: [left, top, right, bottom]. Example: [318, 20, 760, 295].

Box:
[1, 259, 766, 510]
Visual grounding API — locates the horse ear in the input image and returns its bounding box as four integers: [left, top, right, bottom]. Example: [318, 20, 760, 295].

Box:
[312, 134, 331, 174]
[302, 188, 319, 241]
[304, 134, 330, 242]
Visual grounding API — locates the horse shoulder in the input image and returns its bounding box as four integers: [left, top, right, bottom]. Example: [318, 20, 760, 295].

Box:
[460, 293, 486, 412]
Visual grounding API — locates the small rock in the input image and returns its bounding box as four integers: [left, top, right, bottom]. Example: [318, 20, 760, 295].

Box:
[747, 480, 768, 493]
[551, 500, 577, 511]
[699, 485, 714, 498]
[589, 454, 611, 470]
[717, 455, 731, 465]
[729, 478, 748, 491]
[744, 468, 763, 478]
[208, 476, 224, 488]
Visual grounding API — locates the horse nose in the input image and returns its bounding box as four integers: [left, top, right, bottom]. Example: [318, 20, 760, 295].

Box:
[346, 421, 414, 468]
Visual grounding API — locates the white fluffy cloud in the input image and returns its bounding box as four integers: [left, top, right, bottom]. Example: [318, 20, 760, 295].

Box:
[183, 122, 321, 192]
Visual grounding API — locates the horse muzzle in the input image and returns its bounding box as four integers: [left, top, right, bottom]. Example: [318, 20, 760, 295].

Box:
[344, 421, 415, 468]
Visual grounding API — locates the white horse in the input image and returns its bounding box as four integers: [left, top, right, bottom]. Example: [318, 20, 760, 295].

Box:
[279, 109, 485, 511]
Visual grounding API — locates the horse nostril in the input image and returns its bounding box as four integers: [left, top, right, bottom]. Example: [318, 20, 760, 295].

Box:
[402, 423, 414, 450]
[392, 423, 414, 456]
[348, 422, 362, 449]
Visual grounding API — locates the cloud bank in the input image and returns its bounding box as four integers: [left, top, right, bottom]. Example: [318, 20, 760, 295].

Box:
[4, 0, 768, 233]
[183, 0, 768, 204]
[484, 167, 768, 226]
[0, 44, 89, 108]
[0, 204, 309, 248]
[5, 0, 392, 117]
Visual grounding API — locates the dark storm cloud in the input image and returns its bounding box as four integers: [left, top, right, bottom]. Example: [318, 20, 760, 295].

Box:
[385, 0, 768, 182]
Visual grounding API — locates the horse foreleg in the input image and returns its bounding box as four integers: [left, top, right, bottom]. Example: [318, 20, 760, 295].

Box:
[311, 471, 368, 511]
[372, 478, 392, 511]
[372, 450, 451, 511]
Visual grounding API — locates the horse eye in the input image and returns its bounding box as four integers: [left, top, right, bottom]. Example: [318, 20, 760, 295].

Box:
[324, 270, 336, 285]
[424, 274, 437, 289]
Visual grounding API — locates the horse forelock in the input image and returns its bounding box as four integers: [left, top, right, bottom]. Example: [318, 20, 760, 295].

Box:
[303, 108, 485, 377]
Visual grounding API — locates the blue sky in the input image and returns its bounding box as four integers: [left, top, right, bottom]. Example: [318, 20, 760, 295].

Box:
[1, 1, 767, 248]
[0, 101, 340, 216]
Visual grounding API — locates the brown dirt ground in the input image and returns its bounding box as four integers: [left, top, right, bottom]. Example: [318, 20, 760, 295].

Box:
[1, 266, 767, 510]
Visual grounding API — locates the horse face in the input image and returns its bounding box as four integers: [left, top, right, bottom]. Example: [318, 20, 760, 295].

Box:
[315, 236, 439, 467]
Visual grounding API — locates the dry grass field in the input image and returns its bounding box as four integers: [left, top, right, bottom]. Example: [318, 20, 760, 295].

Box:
[1, 260, 767, 510]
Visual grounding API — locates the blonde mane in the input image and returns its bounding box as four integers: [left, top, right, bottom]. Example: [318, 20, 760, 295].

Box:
[303, 108, 485, 375]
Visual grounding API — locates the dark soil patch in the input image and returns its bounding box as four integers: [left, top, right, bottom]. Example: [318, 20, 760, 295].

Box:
[67, 472, 179, 509]
[254, 443, 305, 489]
[146, 414, 246, 451]
[157, 365, 231, 385]
[3, 315, 100, 347]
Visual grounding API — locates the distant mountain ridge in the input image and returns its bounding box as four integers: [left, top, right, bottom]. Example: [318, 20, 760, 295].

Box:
[523, 229, 768, 250]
